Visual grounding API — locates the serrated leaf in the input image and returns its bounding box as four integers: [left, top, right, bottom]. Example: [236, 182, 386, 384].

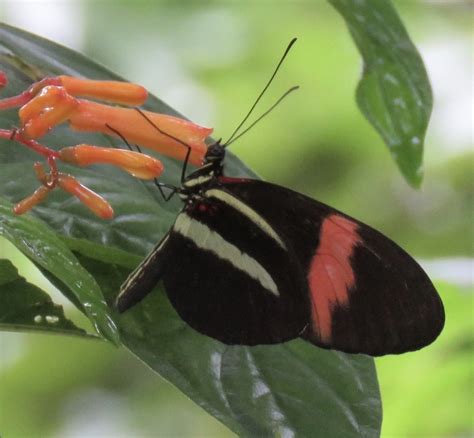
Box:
[0, 258, 90, 337]
[0, 23, 381, 436]
[329, 0, 432, 187]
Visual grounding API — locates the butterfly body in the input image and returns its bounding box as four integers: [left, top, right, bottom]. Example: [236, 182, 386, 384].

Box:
[116, 142, 444, 356]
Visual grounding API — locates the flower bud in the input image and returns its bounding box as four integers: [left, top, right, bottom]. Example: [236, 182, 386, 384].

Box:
[19, 86, 78, 138]
[13, 186, 50, 215]
[33, 162, 50, 185]
[59, 76, 148, 106]
[58, 144, 164, 180]
[57, 173, 114, 219]
[69, 101, 212, 165]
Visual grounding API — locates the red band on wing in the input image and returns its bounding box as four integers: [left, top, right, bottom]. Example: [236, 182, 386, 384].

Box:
[307, 214, 361, 344]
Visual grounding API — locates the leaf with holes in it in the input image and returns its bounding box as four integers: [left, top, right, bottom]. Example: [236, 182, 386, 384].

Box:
[0, 258, 91, 337]
[330, 0, 432, 188]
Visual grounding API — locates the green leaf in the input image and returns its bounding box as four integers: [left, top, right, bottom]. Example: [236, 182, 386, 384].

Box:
[0, 258, 90, 337]
[0, 24, 381, 435]
[378, 281, 473, 436]
[78, 253, 382, 437]
[329, 0, 433, 187]
[0, 198, 119, 344]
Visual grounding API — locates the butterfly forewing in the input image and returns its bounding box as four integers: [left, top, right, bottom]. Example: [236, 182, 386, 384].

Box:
[162, 188, 311, 345]
[218, 178, 445, 356]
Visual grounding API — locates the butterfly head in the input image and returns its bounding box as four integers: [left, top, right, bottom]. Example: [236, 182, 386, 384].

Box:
[204, 139, 226, 167]
[181, 139, 225, 194]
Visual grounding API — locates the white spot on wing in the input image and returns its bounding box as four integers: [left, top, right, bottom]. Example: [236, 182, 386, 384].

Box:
[174, 213, 279, 296]
[205, 189, 287, 250]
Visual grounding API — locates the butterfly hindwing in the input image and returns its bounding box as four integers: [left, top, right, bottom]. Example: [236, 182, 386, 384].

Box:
[218, 177, 445, 355]
[116, 232, 172, 312]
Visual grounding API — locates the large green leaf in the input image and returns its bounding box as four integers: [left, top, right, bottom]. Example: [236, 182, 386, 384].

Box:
[0, 198, 118, 344]
[78, 253, 381, 437]
[329, 0, 432, 188]
[0, 258, 89, 337]
[0, 24, 381, 435]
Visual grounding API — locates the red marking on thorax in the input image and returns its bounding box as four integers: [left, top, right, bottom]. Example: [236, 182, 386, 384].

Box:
[307, 214, 361, 344]
[218, 176, 248, 184]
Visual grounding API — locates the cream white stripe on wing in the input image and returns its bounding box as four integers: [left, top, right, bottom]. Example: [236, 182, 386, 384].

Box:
[204, 189, 287, 250]
[173, 213, 279, 296]
[118, 234, 169, 298]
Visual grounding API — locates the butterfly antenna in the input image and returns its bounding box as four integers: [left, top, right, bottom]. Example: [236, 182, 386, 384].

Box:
[134, 108, 193, 183]
[105, 122, 180, 201]
[226, 86, 299, 146]
[106, 123, 141, 153]
[224, 37, 297, 146]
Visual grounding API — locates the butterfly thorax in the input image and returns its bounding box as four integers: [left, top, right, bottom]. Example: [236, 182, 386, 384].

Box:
[181, 140, 226, 200]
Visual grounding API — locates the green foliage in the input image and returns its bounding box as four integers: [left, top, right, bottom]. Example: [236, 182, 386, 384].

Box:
[329, 0, 432, 188]
[0, 1, 470, 436]
[0, 198, 118, 343]
[0, 259, 87, 336]
[378, 281, 473, 436]
[0, 23, 381, 436]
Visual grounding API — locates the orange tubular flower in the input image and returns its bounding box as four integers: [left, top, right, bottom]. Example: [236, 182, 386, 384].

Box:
[57, 173, 114, 220]
[13, 185, 50, 215]
[58, 76, 148, 106]
[13, 161, 114, 219]
[58, 144, 164, 180]
[17, 84, 212, 166]
[1, 72, 215, 218]
[19, 86, 79, 138]
[0, 74, 147, 110]
[71, 101, 211, 166]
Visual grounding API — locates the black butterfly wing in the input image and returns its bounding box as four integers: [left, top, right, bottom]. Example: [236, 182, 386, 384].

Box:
[117, 176, 444, 355]
[161, 191, 311, 345]
[217, 177, 445, 355]
[116, 231, 171, 313]
[116, 184, 312, 345]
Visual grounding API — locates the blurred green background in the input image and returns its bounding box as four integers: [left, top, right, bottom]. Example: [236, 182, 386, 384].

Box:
[0, 1, 472, 437]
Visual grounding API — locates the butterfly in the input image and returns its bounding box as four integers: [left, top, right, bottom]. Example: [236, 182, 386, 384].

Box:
[115, 40, 444, 356]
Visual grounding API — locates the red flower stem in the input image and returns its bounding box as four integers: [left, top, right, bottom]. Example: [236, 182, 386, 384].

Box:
[0, 76, 62, 110]
[46, 156, 58, 188]
[0, 128, 59, 159]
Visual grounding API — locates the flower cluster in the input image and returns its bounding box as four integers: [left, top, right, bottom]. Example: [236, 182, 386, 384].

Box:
[0, 73, 212, 218]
